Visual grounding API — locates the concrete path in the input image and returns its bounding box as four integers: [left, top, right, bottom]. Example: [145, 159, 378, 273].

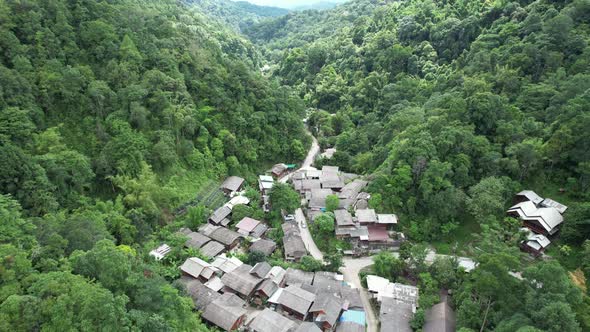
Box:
[295, 208, 324, 261]
[341, 257, 379, 332]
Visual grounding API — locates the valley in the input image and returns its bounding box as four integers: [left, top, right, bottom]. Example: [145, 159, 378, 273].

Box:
[0, 0, 589, 331]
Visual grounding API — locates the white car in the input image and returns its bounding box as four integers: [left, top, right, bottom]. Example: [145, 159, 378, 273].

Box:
[284, 215, 295, 222]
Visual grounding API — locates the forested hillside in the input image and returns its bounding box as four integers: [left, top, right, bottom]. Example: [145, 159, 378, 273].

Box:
[246, 0, 590, 330]
[0, 0, 306, 330]
[1, 0, 590, 331]
[247, 0, 590, 246]
[185, 0, 289, 32]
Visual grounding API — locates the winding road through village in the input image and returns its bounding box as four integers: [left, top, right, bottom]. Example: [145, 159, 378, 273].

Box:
[278, 129, 476, 332]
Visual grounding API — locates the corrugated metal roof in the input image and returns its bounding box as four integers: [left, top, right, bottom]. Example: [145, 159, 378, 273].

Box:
[249, 308, 297, 332]
[236, 217, 262, 233]
[220, 176, 245, 192]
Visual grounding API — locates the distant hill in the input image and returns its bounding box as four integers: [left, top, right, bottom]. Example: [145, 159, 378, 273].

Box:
[291, 1, 341, 10]
[186, 0, 289, 32]
[233, 0, 290, 15]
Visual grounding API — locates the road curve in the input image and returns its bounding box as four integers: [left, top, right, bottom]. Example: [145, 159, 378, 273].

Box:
[279, 129, 320, 184]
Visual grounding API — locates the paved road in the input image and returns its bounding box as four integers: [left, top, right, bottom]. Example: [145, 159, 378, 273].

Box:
[341, 257, 379, 332]
[295, 208, 324, 261]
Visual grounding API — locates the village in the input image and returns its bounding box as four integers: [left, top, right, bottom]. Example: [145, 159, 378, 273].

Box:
[149, 138, 570, 332]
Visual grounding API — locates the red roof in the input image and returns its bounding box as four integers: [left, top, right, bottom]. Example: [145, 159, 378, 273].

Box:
[236, 217, 262, 232]
[367, 225, 389, 242]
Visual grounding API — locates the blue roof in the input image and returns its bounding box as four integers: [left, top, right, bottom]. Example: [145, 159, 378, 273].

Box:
[339, 310, 366, 325]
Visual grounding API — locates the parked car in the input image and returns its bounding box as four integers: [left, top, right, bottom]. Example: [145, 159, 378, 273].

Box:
[284, 214, 295, 222]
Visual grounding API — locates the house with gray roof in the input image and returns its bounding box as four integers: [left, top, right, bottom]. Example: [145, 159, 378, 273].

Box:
[309, 295, 343, 330]
[202, 293, 247, 331]
[339, 179, 367, 202]
[301, 179, 322, 193]
[236, 217, 262, 237]
[379, 297, 414, 332]
[250, 262, 272, 278]
[272, 163, 288, 178]
[220, 176, 245, 196]
[377, 214, 398, 225]
[220, 264, 263, 299]
[296, 322, 323, 332]
[423, 297, 456, 332]
[340, 285, 363, 310]
[282, 223, 307, 262]
[211, 255, 243, 274]
[285, 268, 315, 286]
[303, 278, 363, 312]
[335, 209, 354, 227]
[273, 285, 316, 320]
[199, 223, 219, 236]
[210, 227, 242, 249]
[507, 201, 564, 235]
[520, 227, 551, 256]
[265, 266, 287, 285]
[249, 239, 277, 256]
[509, 190, 568, 235]
[204, 276, 225, 292]
[184, 231, 211, 249]
[514, 190, 544, 205]
[251, 223, 269, 238]
[284, 234, 307, 262]
[540, 198, 568, 214]
[249, 308, 298, 332]
[180, 257, 217, 281]
[309, 188, 334, 210]
[356, 209, 378, 225]
[200, 241, 225, 258]
[312, 271, 343, 295]
[177, 276, 220, 310]
[256, 278, 280, 300]
[320, 166, 345, 190]
[210, 206, 232, 225]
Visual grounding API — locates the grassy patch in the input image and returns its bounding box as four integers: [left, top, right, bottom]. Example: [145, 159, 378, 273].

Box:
[545, 241, 584, 271]
[163, 166, 212, 203]
[431, 216, 481, 255]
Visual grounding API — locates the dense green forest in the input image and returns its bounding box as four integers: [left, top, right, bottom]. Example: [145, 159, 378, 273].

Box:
[0, 0, 307, 330]
[1, 0, 590, 331]
[245, 0, 590, 330]
[247, 0, 590, 252]
[185, 0, 289, 32]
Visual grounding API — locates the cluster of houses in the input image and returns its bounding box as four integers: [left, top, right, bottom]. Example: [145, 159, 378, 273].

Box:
[290, 165, 403, 254]
[366, 275, 455, 332]
[148, 174, 367, 332]
[150, 175, 281, 261]
[507, 190, 568, 256]
[177, 256, 367, 332]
